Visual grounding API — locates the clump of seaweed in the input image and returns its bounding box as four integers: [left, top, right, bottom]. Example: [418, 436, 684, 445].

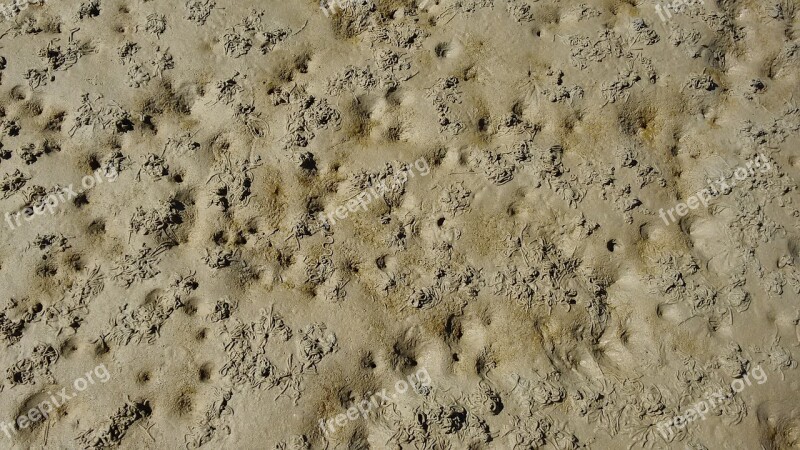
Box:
[111, 243, 173, 287]
[6, 344, 58, 386]
[129, 197, 184, 242]
[185, 390, 233, 448]
[77, 399, 152, 449]
[185, 0, 215, 25]
[1, 169, 30, 199]
[282, 94, 341, 150]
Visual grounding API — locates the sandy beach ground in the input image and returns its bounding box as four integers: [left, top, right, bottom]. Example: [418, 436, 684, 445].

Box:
[0, 0, 798, 448]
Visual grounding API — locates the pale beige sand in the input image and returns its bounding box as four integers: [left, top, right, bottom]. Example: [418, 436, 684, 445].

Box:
[0, 0, 798, 449]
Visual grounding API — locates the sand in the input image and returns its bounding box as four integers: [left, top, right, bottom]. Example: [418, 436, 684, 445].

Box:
[0, 0, 798, 448]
